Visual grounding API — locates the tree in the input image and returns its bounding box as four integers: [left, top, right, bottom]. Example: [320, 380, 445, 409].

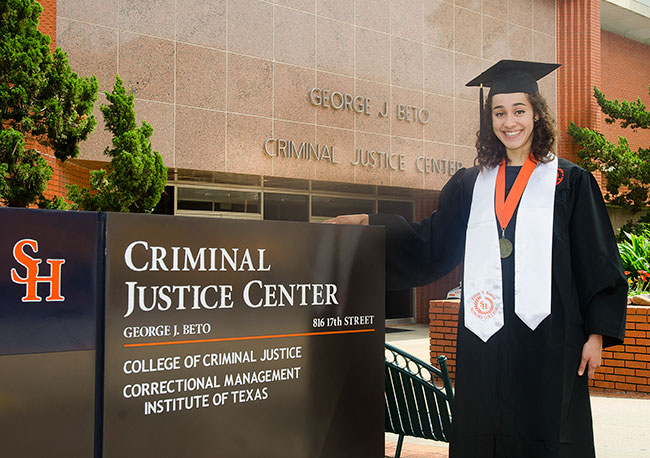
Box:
[568, 87, 650, 209]
[0, 0, 98, 207]
[67, 76, 167, 213]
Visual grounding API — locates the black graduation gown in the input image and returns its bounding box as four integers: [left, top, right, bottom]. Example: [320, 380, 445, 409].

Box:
[371, 158, 627, 458]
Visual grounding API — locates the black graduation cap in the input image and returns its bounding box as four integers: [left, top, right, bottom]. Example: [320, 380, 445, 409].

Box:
[466, 60, 560, 142]
[466, 60, 560, 96]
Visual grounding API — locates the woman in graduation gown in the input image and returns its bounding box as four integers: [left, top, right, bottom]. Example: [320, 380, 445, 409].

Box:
[326, 60, 627, 458]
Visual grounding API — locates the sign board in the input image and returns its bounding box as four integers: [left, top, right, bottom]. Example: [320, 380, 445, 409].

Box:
[102, 213, 384, 458]
[0, 208, 99, 457]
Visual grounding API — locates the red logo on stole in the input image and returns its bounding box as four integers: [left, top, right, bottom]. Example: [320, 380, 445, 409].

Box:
[10, 239, 65, 302]
[470, 291, 498, 320]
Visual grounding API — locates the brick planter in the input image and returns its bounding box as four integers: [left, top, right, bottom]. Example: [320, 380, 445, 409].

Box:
[429, 300, 650, 395]
[592, 306, 650, 394]
[429, 300, 459, 380]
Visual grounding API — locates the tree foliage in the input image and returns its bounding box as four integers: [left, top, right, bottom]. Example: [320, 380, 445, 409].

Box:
[0, 0, 98, 207]
[616, 211, 650, 242]
[67, 76, 167, 213]
[0, 128, 54, 207]
[568, 87, 650, 209]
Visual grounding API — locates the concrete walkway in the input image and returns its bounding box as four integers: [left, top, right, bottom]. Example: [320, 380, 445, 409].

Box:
[385, 324, 650, 458]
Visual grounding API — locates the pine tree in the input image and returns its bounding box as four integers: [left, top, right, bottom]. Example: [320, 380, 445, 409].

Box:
[67, 76, 167, 213]
[0, 0, 98, 207]
[568, 87, 650, 209]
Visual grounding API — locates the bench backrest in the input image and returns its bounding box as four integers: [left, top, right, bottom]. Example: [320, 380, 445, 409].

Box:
[384, 343, 454, 442]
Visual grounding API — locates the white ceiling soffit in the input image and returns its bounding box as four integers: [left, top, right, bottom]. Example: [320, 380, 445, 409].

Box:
[601, 0, 650, 45]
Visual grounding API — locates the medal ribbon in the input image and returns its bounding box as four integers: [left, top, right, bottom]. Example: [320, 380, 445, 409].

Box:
[495, 155, 538, 234]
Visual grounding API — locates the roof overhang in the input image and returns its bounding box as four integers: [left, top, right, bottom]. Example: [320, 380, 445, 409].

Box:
[601, 0, 650, 45]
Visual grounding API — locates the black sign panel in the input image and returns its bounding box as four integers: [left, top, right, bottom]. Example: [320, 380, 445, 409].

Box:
[0, 207, 99, 457]
[103, 213, 384, 458]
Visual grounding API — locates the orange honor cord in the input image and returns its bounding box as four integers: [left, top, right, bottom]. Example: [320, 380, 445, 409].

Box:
[495, 155, 538, 233]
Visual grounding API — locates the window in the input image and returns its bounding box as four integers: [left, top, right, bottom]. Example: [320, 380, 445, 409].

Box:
[177, 188, 260, 217]
[264, 193, 309, 222]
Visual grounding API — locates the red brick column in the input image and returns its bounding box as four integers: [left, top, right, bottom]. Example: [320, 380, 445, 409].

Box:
[556, 0, 602, 166]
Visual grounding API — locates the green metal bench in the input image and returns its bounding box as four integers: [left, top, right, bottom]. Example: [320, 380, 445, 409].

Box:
[384, 343, 454, 458]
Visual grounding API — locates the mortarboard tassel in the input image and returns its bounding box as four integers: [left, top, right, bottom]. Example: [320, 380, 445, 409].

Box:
[478, 83, 485, 142]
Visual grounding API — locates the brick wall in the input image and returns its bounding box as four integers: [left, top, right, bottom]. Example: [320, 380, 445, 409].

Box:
[557, 3, 650, 195]
[429, 300, 650, 395]
[23, 137, 92, 206]
[41, 154, 92, 203]
[600, 30, 650, 153]
[591, 306, 650, 394]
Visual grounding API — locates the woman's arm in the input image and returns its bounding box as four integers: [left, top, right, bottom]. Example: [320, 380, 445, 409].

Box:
[578, 334, 603, 380]
[323, 214, 369, 225]
[323, 168, 474, 290]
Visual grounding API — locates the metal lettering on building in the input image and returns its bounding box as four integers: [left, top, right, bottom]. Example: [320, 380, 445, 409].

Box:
[260, 87, 462, 176]
[263, 138, 462, 175]
[308, 87, 431, 125]
[264, 138, 338, 163]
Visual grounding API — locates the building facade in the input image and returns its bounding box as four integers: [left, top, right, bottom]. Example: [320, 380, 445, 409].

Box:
[36, 0, 650, 323]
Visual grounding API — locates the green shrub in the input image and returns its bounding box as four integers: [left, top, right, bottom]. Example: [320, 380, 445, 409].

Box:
[616, 212, 650, 242]
[618, 230, 650, 295]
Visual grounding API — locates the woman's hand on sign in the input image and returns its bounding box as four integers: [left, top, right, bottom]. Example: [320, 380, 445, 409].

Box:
[322, 214, 369, 226]
[578, 334, 603, 380]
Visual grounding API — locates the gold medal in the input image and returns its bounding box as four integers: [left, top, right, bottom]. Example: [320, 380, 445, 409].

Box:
[499, 237, 513, 258]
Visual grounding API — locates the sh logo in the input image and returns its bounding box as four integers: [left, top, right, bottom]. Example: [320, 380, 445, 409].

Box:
[10, 239, 65, 302]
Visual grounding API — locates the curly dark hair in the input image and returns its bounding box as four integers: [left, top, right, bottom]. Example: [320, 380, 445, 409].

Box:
[475, 92, 557, 168]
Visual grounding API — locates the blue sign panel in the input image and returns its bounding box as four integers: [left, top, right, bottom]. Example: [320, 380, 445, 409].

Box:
[0, 207, 99, 457]
[0, 207, 99, 355]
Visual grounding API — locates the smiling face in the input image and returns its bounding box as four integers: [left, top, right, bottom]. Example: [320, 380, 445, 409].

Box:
[491, 92, 537, 164]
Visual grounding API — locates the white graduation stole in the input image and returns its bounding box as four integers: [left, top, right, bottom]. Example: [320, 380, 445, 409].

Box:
[463, 157, 557, 342]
